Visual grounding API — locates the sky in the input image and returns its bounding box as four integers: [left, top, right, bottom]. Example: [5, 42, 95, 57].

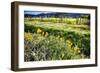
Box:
[24, 11, 52, 15]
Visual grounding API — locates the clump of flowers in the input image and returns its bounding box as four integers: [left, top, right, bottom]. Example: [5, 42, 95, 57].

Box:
[74, 46, 81, 54]
[36, 28, 49, 37]
[37, 28, 42, 33]
[66, 40, 73, 48]
[24, 32, 33, 41]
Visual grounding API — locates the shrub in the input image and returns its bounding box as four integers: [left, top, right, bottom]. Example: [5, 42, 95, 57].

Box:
[24, 31, 89, 61]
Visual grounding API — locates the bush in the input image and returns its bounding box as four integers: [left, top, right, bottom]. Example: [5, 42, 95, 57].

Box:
[24, 30, 90, 61]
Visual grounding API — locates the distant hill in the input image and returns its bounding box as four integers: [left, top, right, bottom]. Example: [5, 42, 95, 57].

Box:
[24, 12, 89, 18]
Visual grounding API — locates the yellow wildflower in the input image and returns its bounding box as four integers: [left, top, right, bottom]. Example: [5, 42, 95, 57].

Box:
[60, 37, 63, 40]
[66, 40, 72, 47]
[78, 50, 80, 53]
[74, 48, 77, 51]
[45, 32, 48, 37]
[74, 47, 79, 51]
[74, 47, 80, 53]
[24, 32, 33, 41]
[42, 32, 45, 36]
[37, 28, 42, 33]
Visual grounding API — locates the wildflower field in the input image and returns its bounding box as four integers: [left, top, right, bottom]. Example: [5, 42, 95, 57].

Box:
[24, 11, 90, 61]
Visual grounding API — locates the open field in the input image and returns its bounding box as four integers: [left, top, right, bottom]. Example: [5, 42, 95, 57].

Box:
[24, 12, 90, 62]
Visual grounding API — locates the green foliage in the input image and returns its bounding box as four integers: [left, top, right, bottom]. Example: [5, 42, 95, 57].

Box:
[25, 33, 73, 61]
[26, 17, 89, 25]
[24, 30, 90, 61]
[24, 17, 90, 61]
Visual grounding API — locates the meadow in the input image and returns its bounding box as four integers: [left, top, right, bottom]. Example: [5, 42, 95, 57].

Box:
[24, 13, 90, 62]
